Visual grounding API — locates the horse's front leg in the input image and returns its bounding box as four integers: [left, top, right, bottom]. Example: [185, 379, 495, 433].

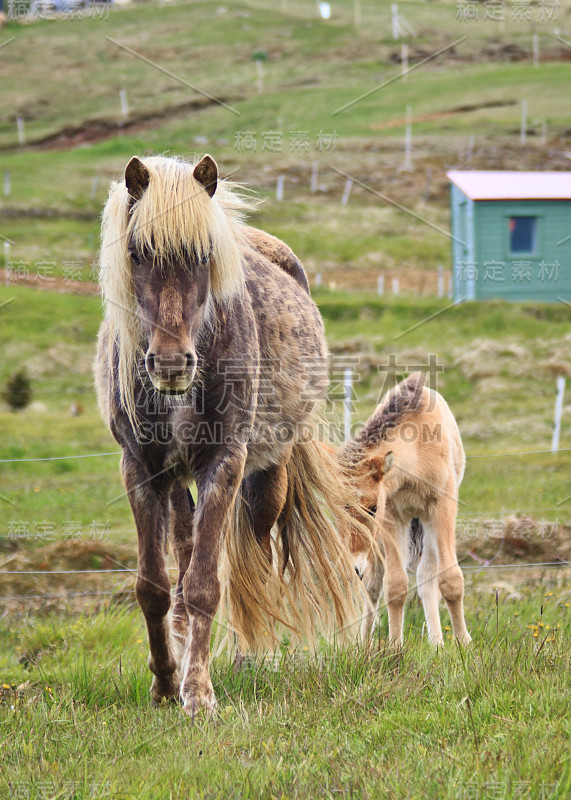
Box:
[169, 483, 195, 645]
[180, 446, 246, 716]
[122, 454, 180, 705]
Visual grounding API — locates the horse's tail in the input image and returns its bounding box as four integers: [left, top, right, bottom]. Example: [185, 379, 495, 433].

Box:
[219, 437, 375, 654]
[407, 517, 424, 572]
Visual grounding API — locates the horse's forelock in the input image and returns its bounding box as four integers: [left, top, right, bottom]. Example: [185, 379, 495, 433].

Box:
[124, 156, 251, 300]
[98, 155, 254, 431]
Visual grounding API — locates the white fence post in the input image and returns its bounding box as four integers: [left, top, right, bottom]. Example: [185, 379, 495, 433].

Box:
[256, 60, 264, 94]
[520, 100, 527, 146]
[341, 178, 353, 205]
[276, 174, 285, 201]
[310, 162, 318, 193]
[4, 170, 11, 196]
[344, 367, 353, 440]
[120, 89, 129, 120]
[377, 274, 384, 296]
[551, 376, 566, 453]
[404, 105, 412, 171]
[437, 265, 444, 298]
[17, 116, 25, 146]
[466, 134, 475, 161]
[391, 4, 399, 39]
[392, 277, 399, 295]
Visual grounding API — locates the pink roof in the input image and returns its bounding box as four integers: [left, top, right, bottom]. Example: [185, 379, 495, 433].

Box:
[447, 170, 571, 201]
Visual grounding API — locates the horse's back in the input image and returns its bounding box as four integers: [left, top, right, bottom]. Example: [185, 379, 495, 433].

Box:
[397, 385, 464, 492]
[422, 387, 465, 488]
[243, 226, 310, 294]
[240, 248, 328, 473]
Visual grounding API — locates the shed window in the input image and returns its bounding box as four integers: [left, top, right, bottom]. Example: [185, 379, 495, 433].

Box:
[509, 216, 537, 253]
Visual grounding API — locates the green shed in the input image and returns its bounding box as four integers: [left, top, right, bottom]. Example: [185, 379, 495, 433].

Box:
[447, 170, 570, 302]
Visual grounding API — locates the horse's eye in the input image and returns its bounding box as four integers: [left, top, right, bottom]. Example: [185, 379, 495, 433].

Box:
[129, 250, 141, 266]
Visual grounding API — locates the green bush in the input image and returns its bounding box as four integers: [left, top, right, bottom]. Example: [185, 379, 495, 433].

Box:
[4, 368, 32, 411]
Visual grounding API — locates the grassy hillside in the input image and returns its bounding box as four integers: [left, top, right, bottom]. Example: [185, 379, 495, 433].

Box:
[2, 1, 571, 285]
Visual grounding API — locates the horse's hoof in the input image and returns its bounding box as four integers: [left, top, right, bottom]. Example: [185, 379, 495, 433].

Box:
[181, 685, 217, 719]
[150, 672, 181, 706]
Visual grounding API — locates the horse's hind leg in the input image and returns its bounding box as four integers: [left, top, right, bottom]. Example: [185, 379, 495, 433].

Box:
[242, 460, 289, 568]
[169, 484, 195, 646]
[232, 460, 289, 664]
[122, 454, 180, 705]
[415, 535, 444, 646]
[427, 494, 471, 645]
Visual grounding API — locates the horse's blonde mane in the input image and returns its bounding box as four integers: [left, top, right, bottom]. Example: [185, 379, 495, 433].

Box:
[98, 155, 256, 429]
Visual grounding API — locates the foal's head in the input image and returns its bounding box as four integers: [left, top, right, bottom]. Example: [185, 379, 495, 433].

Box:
[351, 449, 395, 511]
[124, 155, 220, 395]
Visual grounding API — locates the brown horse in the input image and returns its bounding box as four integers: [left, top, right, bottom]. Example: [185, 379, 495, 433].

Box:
[95, 154, 368, 715]
[338, 373, 471, 647]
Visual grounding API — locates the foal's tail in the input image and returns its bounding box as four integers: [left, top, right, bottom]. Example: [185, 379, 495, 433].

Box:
[220, 437, 375, 653]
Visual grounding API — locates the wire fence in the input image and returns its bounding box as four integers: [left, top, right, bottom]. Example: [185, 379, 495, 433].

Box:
[1, 446, 569, 466]
[1, 441, 569, 604]
[0, 561, 569, 579]
[0, 558, 569, 610]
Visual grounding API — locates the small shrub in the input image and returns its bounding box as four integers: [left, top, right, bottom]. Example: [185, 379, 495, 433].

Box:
[4, 369, 32, 411]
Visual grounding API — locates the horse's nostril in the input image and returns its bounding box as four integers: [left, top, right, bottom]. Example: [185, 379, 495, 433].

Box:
[146, 353, 156, 372]
[185, 353, 195, 371]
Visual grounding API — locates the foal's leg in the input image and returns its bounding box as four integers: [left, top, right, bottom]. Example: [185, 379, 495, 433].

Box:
[416, 535, 444, 646]
[180, 447, 246, 715]
[169, 484, 195, 645]
[359, 547, 384, 644]
[122, 454, 180, 704]
[428, 494, 471, 645]
[380, 514, 410, 646]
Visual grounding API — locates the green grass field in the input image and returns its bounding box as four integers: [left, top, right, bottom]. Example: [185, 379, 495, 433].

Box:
[1, 1, 570, 797]
[1, 585, 570, 799]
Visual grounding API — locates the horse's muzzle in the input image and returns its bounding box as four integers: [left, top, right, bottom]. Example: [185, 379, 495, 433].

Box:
[145, 350, 196, 394]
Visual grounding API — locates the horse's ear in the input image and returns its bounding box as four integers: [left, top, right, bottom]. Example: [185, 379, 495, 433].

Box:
[125, 157, 150, 202]
[366, 451, 395, 483]
[384, 451, 395, 473]
[193, 154, 218, 198]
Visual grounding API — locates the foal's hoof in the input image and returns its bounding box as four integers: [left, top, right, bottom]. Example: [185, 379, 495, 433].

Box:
[181, 684, 217, 719]
[150, 672, 181, 706]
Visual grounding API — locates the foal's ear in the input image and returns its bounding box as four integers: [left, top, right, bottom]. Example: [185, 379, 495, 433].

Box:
[125, 157, 150, 202]
[193, 154, 218, 198]
[366, 451, 395, 482]
[384, 451, 395, 473]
